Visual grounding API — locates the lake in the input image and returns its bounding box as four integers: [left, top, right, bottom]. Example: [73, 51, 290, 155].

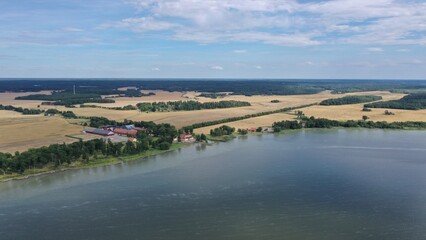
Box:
[1, 129, 426, 240]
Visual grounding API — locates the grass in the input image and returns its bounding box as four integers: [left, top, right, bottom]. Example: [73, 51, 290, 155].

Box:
[206, 134, 237, 142]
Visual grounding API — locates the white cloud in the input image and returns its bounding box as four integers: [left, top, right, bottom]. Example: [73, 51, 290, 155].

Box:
[255, 65, 262, 69]
[367, 47, 384, 52]
[116, 0, 426, 46]
[107, 17, 176, 32]
[62, 27, 85, 32]
[232, 49, 247, 54]
[152, 67, 160, 71]
[396, 49, 410, 52]
[211, 65, 224, 70]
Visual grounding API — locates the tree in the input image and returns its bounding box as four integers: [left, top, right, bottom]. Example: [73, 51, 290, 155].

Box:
[362, 115, 369, 121]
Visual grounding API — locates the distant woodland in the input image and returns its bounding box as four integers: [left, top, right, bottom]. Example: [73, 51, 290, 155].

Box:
[365, 93, 426, 110]
[2, 79, 426, 97]
[136, 100, 251, 112]
[320, 95, 382, 105]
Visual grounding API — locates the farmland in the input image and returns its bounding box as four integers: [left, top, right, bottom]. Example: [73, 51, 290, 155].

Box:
[0, 87, 422, 153]
[0, 113, 84, 153]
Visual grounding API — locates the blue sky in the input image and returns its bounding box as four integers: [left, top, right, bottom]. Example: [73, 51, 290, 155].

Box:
[0, 0, 425, 79]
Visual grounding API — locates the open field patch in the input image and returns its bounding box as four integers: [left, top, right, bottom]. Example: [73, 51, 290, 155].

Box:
[9, 90, 403, 129]
[194, 112, 296, 134]
[0, 115, 84, 153]
[301, 104, 426, 123]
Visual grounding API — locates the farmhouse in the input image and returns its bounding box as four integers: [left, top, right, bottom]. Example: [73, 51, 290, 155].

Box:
[247, 127, 257, 132]
[179, 134, 194, 143]
[84, 129, 114, 136]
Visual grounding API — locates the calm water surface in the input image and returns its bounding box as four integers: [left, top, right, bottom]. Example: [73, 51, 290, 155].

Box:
[1, 129, 426, 240]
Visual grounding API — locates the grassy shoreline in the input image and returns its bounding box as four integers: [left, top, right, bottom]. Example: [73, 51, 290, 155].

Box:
[2, 126, 426, 182]
[0, 143, 186, 182]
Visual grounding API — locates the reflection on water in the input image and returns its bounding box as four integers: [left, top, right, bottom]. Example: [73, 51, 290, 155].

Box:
[0, 130, 426, 240]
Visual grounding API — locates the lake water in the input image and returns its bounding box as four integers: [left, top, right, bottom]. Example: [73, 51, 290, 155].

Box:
[1, 129, 426, 240]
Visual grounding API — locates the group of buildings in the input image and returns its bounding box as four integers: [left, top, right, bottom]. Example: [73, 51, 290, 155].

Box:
[84, 124, 146, 142]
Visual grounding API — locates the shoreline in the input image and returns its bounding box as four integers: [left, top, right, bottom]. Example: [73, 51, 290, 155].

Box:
[2, 126, 426, 182]
[0, 143, 187, 182]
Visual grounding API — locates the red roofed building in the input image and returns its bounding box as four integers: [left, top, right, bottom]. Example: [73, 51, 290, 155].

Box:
[114, 128, 138, 137]
[179, 134, 194, 142]
[247, 127, 257, 132]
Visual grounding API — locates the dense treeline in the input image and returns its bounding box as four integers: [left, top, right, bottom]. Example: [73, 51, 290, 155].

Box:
[80, 104, 137, 111]
[0, 119, 177, 175]
[199, 93, 226, 99]
[210, 125, 235, 136]
[320, 95, 382, 105]
[16, 92, 115, 107]
[183, 104, 315, 131]
[272, 116, 426, 132]
[0, 105, 78, 118]
[0, 104, 44, 115]
[44, 109, 77, 118]
[121, 89, 155, 97]
[136, 100, 251, 112]
[364, 93, 426, 110]
[4, 79, 426, 96]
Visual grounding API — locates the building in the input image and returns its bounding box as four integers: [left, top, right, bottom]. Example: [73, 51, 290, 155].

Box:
[123, 124, 135, 130]
[84, 129, 114, 136]
[113, 128, 138, 137]
[262, 127, 274, 133]
[179, 134, 194, 142]
[247, 127, 257, 132]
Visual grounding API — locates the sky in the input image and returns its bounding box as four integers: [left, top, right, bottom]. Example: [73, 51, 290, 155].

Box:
[0, 0, 426, 79]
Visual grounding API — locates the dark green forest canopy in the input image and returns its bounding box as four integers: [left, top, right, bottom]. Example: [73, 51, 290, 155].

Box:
[2, 79, 426, 96]
[0, 118, 177, 175]
[320, 95, 383, 105]
[136, 100, 251, 112]
[364, 93, 426, 110]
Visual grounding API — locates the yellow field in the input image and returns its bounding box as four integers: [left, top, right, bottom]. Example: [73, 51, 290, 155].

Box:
[0, 113, 85, 153]
[194, 112, 296, 134]
[0, 91, 52, 109]
[301, 104, 426, 122]
[0, 89, 424, 152]
[0, 90, 407, 129]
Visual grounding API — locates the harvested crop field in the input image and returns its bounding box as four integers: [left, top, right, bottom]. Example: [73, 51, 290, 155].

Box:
[298, 91, 426, 122]
[194, 112, 296, 134]
[301, 105, 426, 122]
[0, 91, 52, 109]
[63, 91, 403, 128]
[0, 113, 84, 153]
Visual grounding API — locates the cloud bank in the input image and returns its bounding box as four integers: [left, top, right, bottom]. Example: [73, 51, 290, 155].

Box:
[116, 0, 426, 46]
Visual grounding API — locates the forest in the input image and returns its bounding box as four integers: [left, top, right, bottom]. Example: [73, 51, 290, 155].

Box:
[0, 104, 44, 115]
[14, 88, 155, 107]
[198, 93, 227, 99]
[0, 119, 177, 175]
[272, 116, 426, 132]
[136, 100, 251, 112]
[3, 79, 426, 96]
[0, 104, 78, 118]
[364, 93, 426, 110]
[320, 95, 382, 105]
[16, 92, 115, 107]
